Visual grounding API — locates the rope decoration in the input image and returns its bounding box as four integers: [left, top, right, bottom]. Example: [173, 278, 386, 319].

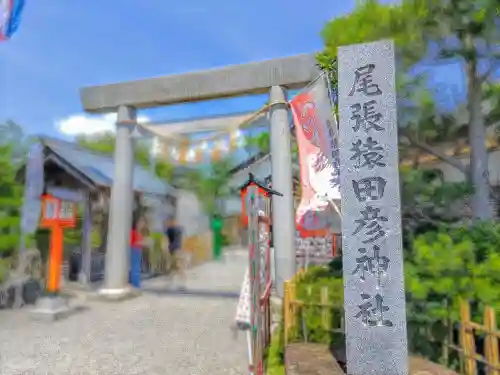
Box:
[136, 74, 324, 165]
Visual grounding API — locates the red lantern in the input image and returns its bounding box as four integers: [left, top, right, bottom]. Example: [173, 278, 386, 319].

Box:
[239, 173, 280, 228]
[40, 194, 77, 228]
[39, 194, 77, 295]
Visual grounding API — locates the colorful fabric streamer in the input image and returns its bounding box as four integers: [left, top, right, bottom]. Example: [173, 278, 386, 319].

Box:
[0, 0, 25, 41]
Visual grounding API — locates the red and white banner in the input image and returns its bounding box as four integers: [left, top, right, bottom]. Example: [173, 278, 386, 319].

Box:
[290, 75, 340, 236]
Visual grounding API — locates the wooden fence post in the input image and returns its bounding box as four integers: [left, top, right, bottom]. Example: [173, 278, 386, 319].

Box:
[289, 280, 297, 340]
[484, 306, 500, 375]
[284, 281, 290, 346]
[460, 299, 477, 375]
[321, 287, 330, 330]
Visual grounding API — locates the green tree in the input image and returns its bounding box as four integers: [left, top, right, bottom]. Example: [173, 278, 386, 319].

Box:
[245, 131, 271, 154]
[0, 144, 24, 282]
[400, 166, 472, 246]
[244, 131, 299, 163]
[76, 133, 174, 182]
[76, 133, 115, 155]
[318, 0, 500, 221]
[417, 0, 500, 220]
[182, 158, 234, 218]
[0, 120, 35, 163]
[404, 222, 500, 364]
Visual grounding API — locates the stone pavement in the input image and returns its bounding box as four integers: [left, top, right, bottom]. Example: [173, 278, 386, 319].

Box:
[0, 249, 249, 375]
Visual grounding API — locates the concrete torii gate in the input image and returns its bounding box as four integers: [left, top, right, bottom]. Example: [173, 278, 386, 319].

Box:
[79, 54, 320, 299]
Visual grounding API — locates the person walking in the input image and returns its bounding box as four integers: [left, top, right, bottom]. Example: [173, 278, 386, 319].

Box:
[129, 215, 145, 288]
[165, 217, 186, 290]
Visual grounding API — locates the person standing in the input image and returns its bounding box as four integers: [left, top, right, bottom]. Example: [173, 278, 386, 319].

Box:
[211, 215, 223, 261]
[129, 215, 144, 288]
[165, 217, 186, 290]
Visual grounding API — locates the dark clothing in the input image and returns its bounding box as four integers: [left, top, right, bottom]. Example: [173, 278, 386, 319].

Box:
[165, 226, 183, 253]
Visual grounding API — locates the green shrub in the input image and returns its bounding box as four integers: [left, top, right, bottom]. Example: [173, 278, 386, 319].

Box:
[278, 221, 500, 370]
[405, 222, 500, 366]
[290, 265, 344, 345]
[0, 258, 10, 284]
[406, 222, 500, 318]
[265, 324, 286, 375]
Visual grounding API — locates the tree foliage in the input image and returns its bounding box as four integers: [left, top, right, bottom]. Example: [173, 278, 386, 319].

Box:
[0, 143, 23, 256]
[318, 0, 500, 221]
[245, 131, 270, 154]
[417, 0, 500, 220]
[0, 120, 34, 164]
[177, 158, 235, 218]
[0, 142, 24, 283]
[400, 167, 473, 241]
[76, 133, 174, 182]
[244, 130, 299, 164]
[404, 222, 500, 364]
[406, 223, 500, 317]
[318, 0, 427, 71]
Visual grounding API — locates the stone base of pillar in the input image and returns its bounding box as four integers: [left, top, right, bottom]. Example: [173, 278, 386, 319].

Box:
[92, 286, 141, 302]
[77, 271, 89, 285]
[29, 296, 79, 322]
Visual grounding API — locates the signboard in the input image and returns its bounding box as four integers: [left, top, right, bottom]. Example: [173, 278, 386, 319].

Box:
[21, 142, 44, 234]
[338, 39, 408, 375]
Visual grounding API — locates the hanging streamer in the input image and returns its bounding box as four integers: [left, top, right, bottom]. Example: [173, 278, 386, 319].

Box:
[221, 138, 229, 153]
[170, 146, 179, 161]
[136, 77, 325, 166]
[211, 140, 221, 161]
[194, 146, 203, 163]
[178, 139, 190, 165]
[290, 74, 340, 237]
[0, 0, 25, 41]
[229, 130, 239, 150]
[218, 138, 230, 160]
[186, 147, 197, 163]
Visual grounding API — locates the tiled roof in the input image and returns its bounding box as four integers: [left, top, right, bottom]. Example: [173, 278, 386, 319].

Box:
[41, 136, 175, 197]
[228, 152, 300, 190]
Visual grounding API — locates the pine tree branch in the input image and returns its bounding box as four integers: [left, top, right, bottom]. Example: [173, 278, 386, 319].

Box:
[402, 134, 469, 176]
[479, 58, 500, 84]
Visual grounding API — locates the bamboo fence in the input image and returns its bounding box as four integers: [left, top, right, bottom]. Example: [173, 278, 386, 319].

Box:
[283, 272, 500, 375]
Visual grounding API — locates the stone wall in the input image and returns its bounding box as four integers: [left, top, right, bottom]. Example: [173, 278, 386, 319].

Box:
[295, 233, 337, 269]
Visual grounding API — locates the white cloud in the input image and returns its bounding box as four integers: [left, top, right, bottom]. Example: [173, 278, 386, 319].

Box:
[55, 113, 150, 136]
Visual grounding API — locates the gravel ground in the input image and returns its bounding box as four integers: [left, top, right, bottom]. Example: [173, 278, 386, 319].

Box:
[0, 250, 249, 375]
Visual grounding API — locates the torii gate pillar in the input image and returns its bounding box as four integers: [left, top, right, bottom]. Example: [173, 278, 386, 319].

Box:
[269, 86, 296, 297]
[99, 105, 137, 299]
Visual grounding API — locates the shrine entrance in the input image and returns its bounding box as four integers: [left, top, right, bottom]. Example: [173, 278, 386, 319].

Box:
[78, 54, 319, 300]
[78, 54, 330, 374]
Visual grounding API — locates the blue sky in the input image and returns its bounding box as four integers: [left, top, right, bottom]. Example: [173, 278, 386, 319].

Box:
[0, 0, 466, 146]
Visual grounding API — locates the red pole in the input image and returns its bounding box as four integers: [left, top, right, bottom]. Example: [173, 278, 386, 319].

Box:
[46, 224, 63, 294]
